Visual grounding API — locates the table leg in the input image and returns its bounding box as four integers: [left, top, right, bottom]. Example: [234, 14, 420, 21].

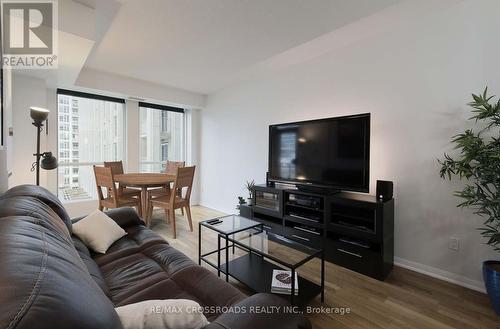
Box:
[198, 222, 202, 265]
[321, 250, 325, 303]
[225, 236, 229, 282]
[217, 235, 221, 277]
[142, 187, 148, 225]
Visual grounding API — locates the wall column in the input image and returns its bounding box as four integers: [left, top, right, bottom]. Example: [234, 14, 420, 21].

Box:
[125, 100, 140, 172]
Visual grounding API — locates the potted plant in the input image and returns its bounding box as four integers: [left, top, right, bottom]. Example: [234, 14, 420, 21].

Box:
[236, 196, 246, 210]
[439, 88, 500, 314]
[245, 180, 255, 206]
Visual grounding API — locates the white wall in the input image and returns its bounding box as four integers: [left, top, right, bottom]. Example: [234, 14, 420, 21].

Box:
[0, 69, 12, 193]
[186, 109, 202, 204]
[199, 0, 500, 291]
[76, 68, 206, 109]
[125, 100, 140, 172]
[10, 74, 50, 188]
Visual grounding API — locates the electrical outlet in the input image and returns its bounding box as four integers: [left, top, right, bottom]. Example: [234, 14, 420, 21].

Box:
[448, 237, 460, 251]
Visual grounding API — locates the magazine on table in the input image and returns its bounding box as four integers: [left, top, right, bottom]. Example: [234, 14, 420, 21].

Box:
[271, 269, 299, 295]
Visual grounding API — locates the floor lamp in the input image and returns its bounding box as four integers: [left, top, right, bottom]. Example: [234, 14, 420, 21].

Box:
[31, 107, 58, 186]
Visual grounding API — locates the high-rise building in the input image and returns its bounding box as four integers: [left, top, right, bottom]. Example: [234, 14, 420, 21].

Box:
[57, 95, 125, 201]
[139, 107, 185, 173]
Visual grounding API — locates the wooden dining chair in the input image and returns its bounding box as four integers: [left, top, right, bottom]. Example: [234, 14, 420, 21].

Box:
[165, 160, 186, 174]
[149, 160, 186, 214]
[104, 161, 141, 199]
[147, 166, 195, 239]
[94, 166, 142, 216]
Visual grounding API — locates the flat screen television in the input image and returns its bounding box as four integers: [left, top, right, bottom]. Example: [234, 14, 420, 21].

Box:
[268, 113, 370, 192]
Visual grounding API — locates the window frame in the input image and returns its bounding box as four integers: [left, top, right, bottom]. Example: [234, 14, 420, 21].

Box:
[57, 89, 126, 104]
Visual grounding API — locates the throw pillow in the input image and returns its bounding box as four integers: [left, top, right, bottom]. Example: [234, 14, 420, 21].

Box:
[115, 299, 209, 329]
[72, 210, 126, 253]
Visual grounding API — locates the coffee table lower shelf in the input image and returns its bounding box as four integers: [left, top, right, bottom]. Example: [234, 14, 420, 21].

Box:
[214, 253, 322, 306]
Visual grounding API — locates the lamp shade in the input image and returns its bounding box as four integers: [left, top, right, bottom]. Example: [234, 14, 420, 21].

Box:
[40, 152, 58, 170]
[30, 107, 50, 125]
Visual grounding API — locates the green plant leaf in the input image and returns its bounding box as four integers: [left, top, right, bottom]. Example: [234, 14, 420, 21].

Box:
[438, 87, 500, 253]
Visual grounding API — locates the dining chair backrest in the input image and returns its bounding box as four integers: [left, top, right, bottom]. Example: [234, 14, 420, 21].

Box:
[165, 160, 185, 174]
[171, 166, 195, 203]
[104, 161, 125, 175]
[94, 166, 117, 202]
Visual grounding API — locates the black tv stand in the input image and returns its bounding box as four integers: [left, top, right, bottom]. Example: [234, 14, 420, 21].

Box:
[247, 184, 394, 281]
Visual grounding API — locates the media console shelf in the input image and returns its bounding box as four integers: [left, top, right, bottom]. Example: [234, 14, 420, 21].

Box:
[248, 184, 394, 280]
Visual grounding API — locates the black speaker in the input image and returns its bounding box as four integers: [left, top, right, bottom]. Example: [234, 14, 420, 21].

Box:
[266, 172, 275, 187]
[376, 180, 393, 201]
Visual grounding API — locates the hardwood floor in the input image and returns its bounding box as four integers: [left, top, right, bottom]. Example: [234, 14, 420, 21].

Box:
[150, 206, 500, 329]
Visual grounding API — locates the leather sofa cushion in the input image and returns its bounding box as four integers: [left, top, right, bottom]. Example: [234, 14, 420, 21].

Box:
[100, 241, 196, 304]
[71, 216, 168, 300]
[0, 196, 71, 241]
[0, 216, 122, 329]
[108, 257, 244, 321]
[94, 221, 245, 318]
[72, 207, 145, 229]
[93, 225, 169, 266]
[0, 185, 73, 233]
[73, 236, 111, 298]
[73, 235, 91, 256]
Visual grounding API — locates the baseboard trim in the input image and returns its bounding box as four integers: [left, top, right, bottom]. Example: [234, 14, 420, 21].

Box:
[198, 202, 486, 294]
[394, 257, 485, 293]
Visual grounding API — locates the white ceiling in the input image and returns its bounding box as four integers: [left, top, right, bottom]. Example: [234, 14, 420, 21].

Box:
[83, 0, 400, 94]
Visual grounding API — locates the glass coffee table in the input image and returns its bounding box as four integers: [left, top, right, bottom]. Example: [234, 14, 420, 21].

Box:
[199, 215, 325, 305]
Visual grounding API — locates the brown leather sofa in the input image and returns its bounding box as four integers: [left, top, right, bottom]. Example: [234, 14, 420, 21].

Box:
[0, 185, 311, 329]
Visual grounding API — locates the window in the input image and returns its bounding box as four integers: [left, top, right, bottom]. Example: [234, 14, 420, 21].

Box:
[57, 90, 125, 202]
[139, 103, 185, 173]
[161, 142, 168, 161]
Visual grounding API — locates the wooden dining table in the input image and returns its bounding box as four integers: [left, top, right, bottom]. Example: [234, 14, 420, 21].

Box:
[114, 173, 176, 220]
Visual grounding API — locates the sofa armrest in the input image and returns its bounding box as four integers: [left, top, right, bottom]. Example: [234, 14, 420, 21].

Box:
[204, 293, 311, 329]
[72, 207, 145, 228]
